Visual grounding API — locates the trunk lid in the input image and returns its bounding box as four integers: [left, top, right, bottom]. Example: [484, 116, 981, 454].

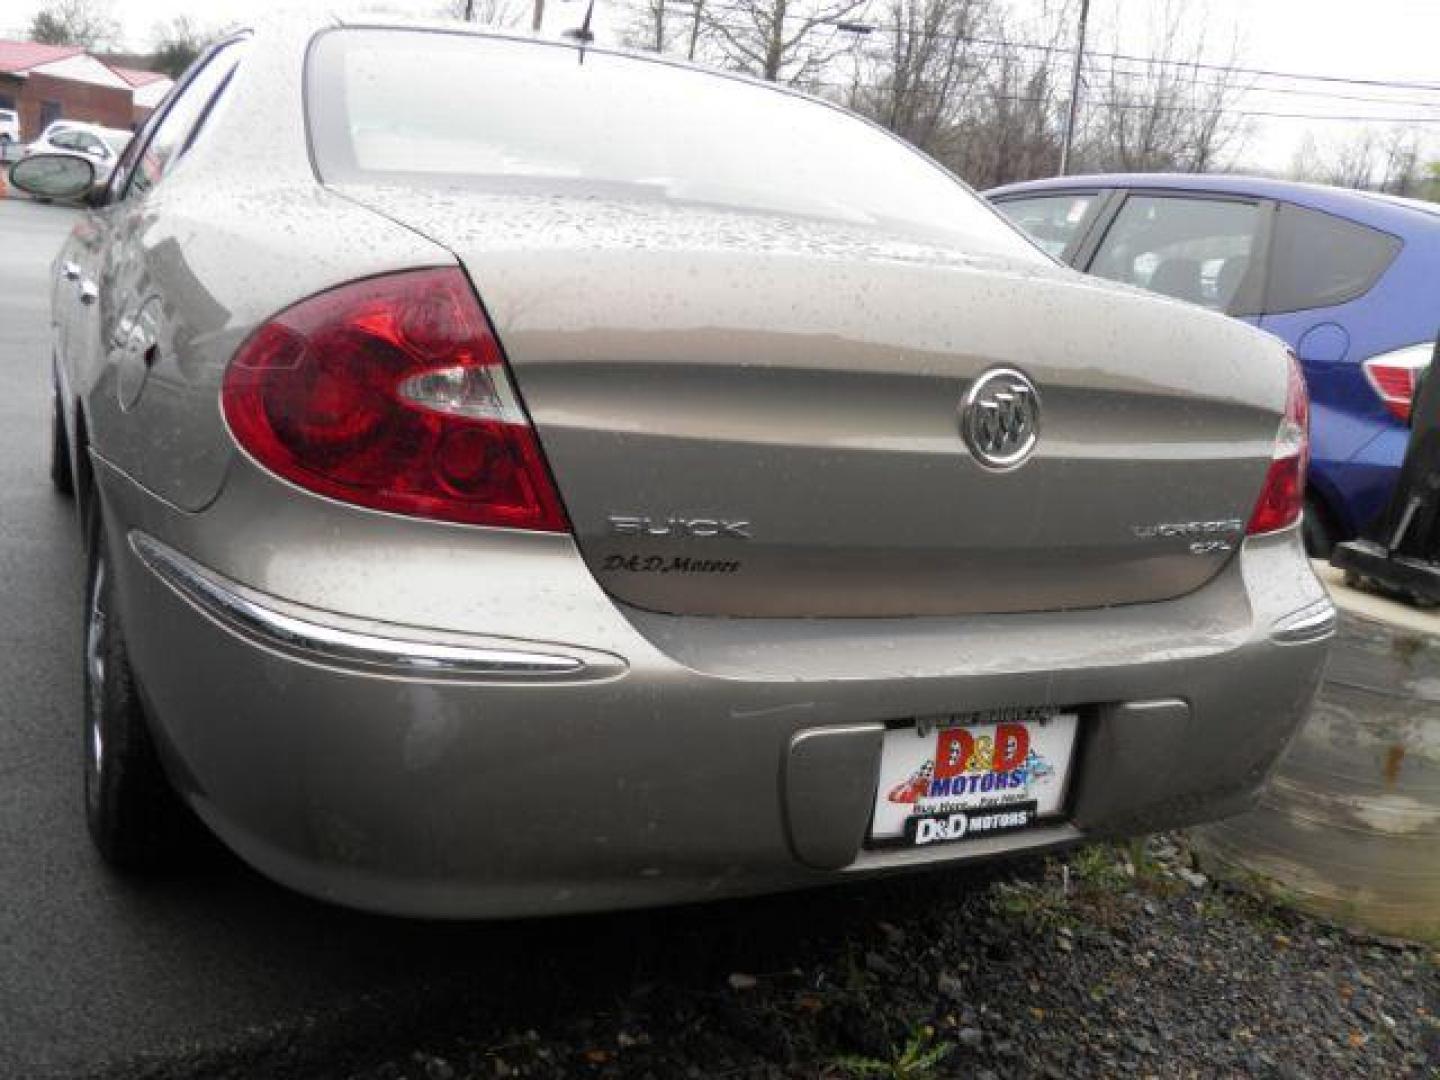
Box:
[336, 186, 1288, 617]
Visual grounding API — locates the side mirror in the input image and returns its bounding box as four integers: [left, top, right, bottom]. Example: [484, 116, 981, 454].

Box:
[9, 153, 96, 201]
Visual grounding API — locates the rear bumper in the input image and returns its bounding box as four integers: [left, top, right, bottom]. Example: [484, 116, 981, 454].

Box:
[99, 461, 1333, 918]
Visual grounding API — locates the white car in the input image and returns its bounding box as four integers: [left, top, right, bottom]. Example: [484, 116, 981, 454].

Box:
[0, 109, 19, 154]
[23, 121, 132, 185]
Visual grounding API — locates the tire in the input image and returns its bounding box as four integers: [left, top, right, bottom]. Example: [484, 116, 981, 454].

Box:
[82, 499, 191, 869]
[49, 385, 74, 496]
[1301, 495, 1334, 559]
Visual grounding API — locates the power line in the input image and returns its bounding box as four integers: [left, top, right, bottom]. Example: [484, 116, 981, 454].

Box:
[1073, 46, 1440, 95]
[1091, 60, 1440, 109]
[611, 0, 1440, 130]
[840, 43, 1440, 110]
[816, 80, 1440, 123]
[848, 19, 1440, 93]
[619, 0, 1440, 95]
[1095, 105, 1440, 123]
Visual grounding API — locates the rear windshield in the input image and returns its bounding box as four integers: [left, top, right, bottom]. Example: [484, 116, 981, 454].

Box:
[306, 29, 1039, 253]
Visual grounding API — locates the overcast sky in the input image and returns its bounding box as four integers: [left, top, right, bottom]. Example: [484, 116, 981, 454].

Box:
[3, 0, 1437, 173]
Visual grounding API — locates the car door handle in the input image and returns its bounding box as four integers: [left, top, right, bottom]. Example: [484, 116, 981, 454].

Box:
[61, 261, 81, 282]
[79, 280, 99, 305]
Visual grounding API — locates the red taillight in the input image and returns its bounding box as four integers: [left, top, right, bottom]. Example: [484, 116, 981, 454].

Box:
[1363, 345, 1432, 424]
[1246, 351, 1309, 536]
[222, 269, 568, 532]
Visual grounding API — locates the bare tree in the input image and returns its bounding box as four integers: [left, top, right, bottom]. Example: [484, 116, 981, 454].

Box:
[1079, 0, 1250, 173]
[1288, 132, 1324, 182]
[952, 49, 1062, 187]
[435, 0, 526, 26]
[623, 0, 677, 53]
[148, 16, 220, 78]
[1423, 160, 1440, 203]
[839, 0, 1076, 187]
[685, 1, 708, 59]
[1376, 127, 1423, 196]
[704, 0, 869, 85]
[1334, 131, 1383, 188]
[1295, 127, 1431, 195]
[943, 0, 1073, 187]
[851, 0, 991, 154]
[28, 0, 119, 49]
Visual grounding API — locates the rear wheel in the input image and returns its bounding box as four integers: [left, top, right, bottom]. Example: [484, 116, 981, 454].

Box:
[49, 384, 73, 496]
[83, 500, 190, 869]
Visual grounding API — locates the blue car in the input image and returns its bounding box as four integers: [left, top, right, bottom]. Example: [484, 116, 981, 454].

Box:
[986, 173, 1440, 553]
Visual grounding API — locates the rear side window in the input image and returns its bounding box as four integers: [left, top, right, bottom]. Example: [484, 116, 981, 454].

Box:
[1264, 204, 1400, 315]
[994, 194, 1097, 258]
[119, 40, 245, 201]
[305, 30, 1043, 257]
[1088, 194, 1263, 312]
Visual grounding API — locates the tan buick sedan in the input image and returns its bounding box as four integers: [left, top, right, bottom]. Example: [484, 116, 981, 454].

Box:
[13, 17, 1333, 917]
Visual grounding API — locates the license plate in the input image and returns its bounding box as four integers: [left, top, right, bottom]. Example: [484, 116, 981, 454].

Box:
[870, 710, 1078, 847]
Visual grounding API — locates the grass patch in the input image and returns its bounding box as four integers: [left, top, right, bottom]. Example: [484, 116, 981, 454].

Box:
[830, 1025, 954, 1079]
[990, 864, 1076, 933]
[1070, 844, 1132, 895]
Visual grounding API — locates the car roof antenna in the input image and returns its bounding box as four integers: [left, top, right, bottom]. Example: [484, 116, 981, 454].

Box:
[562, 0, 597, 62]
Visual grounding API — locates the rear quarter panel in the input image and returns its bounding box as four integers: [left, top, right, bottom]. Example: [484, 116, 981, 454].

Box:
[79, 24, 449, 511]
[84, 180, 448, 510]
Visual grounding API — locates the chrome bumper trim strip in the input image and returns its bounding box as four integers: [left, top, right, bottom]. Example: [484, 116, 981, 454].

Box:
[1269, 599, 1338, 645]
[131, 532, 594, 679]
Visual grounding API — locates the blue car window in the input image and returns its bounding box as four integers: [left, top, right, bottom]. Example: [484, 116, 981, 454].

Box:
[1264, 204, 1401, 315]
[994, 194, 1096, 258]
[1088, 195, 1263, 311]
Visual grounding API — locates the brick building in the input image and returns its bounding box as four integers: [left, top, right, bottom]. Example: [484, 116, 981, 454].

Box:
[114, 66, 173, 126]
[0, 39, 171, 141]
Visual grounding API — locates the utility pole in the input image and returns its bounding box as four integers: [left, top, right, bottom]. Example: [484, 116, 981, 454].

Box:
[1059, 0, 1090, 176]
[532, 0, 545, 32]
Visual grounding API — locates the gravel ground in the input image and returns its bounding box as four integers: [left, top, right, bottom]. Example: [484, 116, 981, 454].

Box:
[112, 834, 1437, 1080]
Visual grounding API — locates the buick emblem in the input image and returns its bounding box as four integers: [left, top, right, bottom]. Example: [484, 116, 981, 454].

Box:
[960, 368, 1041, 470]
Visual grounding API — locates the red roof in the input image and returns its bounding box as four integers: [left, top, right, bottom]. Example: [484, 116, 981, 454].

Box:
[113, 66, 169, 88]
[0, 38, 83, 75]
